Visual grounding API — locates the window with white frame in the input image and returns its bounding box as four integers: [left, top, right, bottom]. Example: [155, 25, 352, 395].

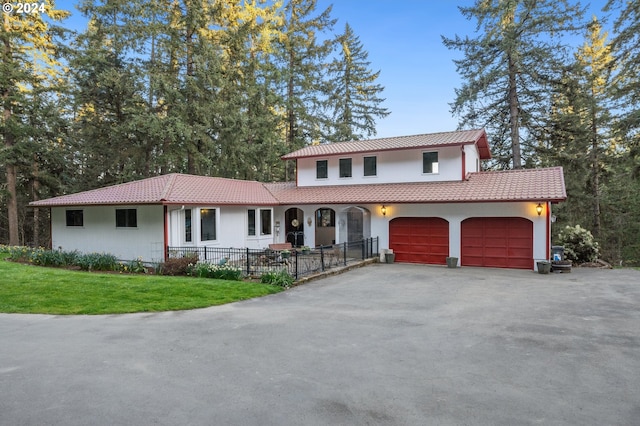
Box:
[248, 209, 256, 236]
[260, 209, 272, 235]
[200, 208, 216, 241]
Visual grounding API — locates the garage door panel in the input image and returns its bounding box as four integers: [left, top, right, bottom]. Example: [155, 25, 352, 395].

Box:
[461, 217, 533, 270]
[390, 217, 449, 265]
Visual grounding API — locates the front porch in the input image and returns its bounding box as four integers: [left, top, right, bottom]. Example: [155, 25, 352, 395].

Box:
[168, 237, 379, 280]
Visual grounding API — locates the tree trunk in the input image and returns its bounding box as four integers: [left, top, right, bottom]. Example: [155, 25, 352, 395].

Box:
[32, 159, 41, 247]
[508, 52, 522, 169]
[3, 12, 19, 245]
[590, 95, 601, 237]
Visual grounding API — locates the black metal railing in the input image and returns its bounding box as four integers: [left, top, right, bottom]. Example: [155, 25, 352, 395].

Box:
[167, 237, 379, 280]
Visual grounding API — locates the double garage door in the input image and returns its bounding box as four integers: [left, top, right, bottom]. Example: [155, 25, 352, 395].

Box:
[389, 217, 533, 269]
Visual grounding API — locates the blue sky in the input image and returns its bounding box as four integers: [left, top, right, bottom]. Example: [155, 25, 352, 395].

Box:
[54, 0, 610, 139]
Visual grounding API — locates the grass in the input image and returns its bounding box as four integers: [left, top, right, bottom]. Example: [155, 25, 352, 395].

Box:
[0, 255, 283, 315]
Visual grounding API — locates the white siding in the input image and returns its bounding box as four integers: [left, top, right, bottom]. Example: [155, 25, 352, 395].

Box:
[167, 205, 275, 250]
[296, 146, 463, 186]
[463, 144, 481, 175]
[51, 205, 165, 263]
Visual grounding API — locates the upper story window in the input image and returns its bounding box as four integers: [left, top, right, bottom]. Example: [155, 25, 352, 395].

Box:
[364, 156, 377, 176]
[423, 152, 439, 174]
[339, 158, 352, 178]
[316, 160, 328, 179]
[200, 208, 216, 241]
[66, 210, 83, 227]
[116, 208, 137, 228]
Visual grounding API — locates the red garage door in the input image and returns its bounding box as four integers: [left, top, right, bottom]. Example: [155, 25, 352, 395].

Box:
[461, 217, 533, 269]
[389, 217, 449, 264]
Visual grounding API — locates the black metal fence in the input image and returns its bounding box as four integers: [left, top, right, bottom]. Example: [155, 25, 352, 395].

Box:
[167, 237, 379, 280]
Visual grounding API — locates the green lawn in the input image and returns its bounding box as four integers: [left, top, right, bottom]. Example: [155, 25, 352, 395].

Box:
[0, 255, 283, 315]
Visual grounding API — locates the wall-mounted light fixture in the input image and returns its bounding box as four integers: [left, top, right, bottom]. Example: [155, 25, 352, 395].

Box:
[307, 217, 312, 226]
[381, 205, 387, 216]
[274, 221, 281, 236]
[536, 203, 543, 216]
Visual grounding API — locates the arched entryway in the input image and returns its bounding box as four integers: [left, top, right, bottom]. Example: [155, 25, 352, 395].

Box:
[284, 208, 304, 247]
[315, 208, 335, 246]
[338, 206, 371, 243]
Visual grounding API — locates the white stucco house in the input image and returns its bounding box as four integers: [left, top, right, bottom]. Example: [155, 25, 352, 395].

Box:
[30, 129, 566, 270]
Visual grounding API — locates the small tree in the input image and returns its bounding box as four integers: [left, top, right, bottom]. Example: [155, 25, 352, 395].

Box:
[556, 225, 600, 264]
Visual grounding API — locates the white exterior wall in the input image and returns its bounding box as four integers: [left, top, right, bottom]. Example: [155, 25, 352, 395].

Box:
[272, 202, 547, 269]
[52, 201, 549, 269]
[296, 146, 463, 186]
[463, 144, 481, 175]
[51, 205, 165, 262]
[167, 205, 275, 250]
[370, 201, 549, 269]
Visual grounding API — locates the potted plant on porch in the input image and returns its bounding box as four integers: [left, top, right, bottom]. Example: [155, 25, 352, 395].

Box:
[280, 249, 291, 259]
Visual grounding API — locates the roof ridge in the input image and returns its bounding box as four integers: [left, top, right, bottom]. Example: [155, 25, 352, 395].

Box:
[160, 173, 179, 201]
[332, 129, 485, 144]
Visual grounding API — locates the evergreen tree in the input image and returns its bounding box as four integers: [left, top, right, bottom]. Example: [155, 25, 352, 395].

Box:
[574, 16, 616, 237]
[1, 0, 69, 244]
[607, 0, 640, 172]
[277, 0, 335, 179]
[443, 0, 585, 169]
[325, 23, 389, 142]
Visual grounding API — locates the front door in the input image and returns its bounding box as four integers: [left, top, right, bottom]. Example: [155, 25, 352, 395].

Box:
[315, 208, 335, 247]
[285, 208, 304, 247]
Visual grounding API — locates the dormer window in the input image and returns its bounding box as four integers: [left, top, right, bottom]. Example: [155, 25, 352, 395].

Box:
[339, 158, 352, 178]
[423, 152, 439, 174]
[316, 160, 328, 179]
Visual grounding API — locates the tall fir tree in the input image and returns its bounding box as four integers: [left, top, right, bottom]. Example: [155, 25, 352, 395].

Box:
[443, 0, 585, 169]
[277, 0, 335, 180]
[574, 16, 615, 237]
[325, 23, 389, 142]
[1, 0, 69, 244]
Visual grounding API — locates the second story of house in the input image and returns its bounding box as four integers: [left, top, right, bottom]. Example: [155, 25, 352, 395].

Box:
[281, 129, 492, 187]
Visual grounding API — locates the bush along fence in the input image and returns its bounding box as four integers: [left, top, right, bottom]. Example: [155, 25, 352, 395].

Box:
[168, 237, 379, 280]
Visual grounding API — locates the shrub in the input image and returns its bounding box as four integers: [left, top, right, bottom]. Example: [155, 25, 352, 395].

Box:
[122, 257, 147, 274]
[161, 255, 199, 276]
[5, 246, 34, 262]
[261, 269, 294, 288]
[76, 252, 119, 271]
[187, 262, 243, 280]
[29, 248, 79, 267]
[556, 224, 600, 264]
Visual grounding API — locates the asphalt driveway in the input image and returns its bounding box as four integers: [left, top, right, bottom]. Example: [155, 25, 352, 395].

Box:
[1, 263, 639, 426]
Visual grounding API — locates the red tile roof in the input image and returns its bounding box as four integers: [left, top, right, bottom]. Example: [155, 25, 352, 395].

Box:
[264, 167, 566, 204]
[281, 129, 492, 160]
[30, 167, 566, 207]
[30, 174, 279, 207]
